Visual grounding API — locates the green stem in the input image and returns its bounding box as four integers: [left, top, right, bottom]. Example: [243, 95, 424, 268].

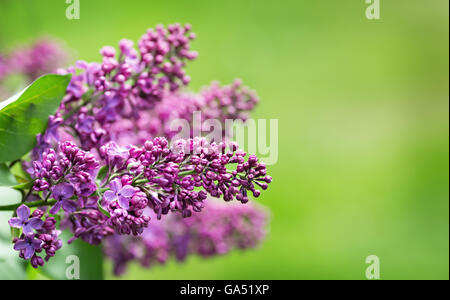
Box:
[8, 159, 21, 168]
[133, 179, 149, 185]
[178, 169, 197, 177]
[0, 199, 57, 211]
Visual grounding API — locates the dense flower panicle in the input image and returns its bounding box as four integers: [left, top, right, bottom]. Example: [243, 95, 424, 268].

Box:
[99, 137, 272, 220]
[106, 80, 260, 144]
[32, 141, 99, 199]
[105, 200, 268, 275]
[48, 23, 197, 152]
[19, 137, 270, 253]
[0, 39, 67, 99]
[65, 204, 114, 245]
[200, 79, 259, 123]
[7, 39, 67, 80]
[6, 24, 273, 273]
[103, 178, 151, 235]
[10, 205, 62, 268]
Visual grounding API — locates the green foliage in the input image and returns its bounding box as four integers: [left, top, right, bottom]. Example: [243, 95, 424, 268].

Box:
[0, 163, 17, 186]
[96, 165, 108, 183]
[0, 74, 71, 163]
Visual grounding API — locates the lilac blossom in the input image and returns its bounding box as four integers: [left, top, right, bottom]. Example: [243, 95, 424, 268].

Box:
[33, 23, 199, 152]
[103, 177, 150, 236]
[7, 39, 68, 80]
[8, 205, 44, 235]
[49, 183, 77, 214]
[65, 206, 114, 245]
[10, 208, 62, 267]
[32, 141, 99, 197]
[107, 80, 260, 144]
[105, 200, 268, 276]
[6, 25, 273, 274]
[97, 138, 272, 220]
[13, 235, 44, 260]
[0, 55, 7, 82]
[103, 179, 137, 209]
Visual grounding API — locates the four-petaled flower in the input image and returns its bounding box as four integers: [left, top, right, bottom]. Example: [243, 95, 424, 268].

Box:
[13, 235, 44, 260]
[50, 183, 77, 214]
[9, 205, 44, 235]
[104, 179, 136, 210]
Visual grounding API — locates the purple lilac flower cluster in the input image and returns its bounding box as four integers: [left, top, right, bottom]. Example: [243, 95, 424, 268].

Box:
[0, 55, 7, 82]
[0, 39, 67, 99]
[105, 200, 268, 276]
[106, 79, 259, 145]
[0, 39, 66, 86]
[9, 205, 61, 268]
[11, 137, 271, 267]
[6, 25, 272, 272]
[103, 178, 151, 236]
[7, 39, 67, 81]
[200, 79, 259, 123]
[50, 23, 197, 153]
[100, 137, 272, 219]
[32, 141, 99, 203]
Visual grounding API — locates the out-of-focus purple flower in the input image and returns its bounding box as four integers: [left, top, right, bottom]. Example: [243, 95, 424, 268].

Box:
[75, 114, 95, 134]
[7, 25, 274, 274]
[50, 183, 77, 214]
[0, 55, 8, 81]
[106, 80, 259, 144]
[45, 114, 64, 142]
[34, 24, 197, 154]
[13, 235, 44, 260]
[8, 205, 44, 235]
[104, 200, 268, 275]
[0, 39, 67, 94]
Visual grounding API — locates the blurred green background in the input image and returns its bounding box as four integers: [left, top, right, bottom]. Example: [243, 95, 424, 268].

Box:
[0, 0, 448, 280]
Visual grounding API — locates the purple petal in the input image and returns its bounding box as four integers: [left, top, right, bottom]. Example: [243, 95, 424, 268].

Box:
[31, 238, 43, 250]
[62, 199, 78, 213]
[16, 204, 30, 221]
[28, 218, 44, 230]
[49, 201, 62, 215]
[22, 223, 35, 235]
[118, 196, 130, 210]
[13, 240, 28, 251]
[60, 183, 75, 199]
[52, 183, 74, 200]
[8, 217, 24, 229]
[119, 186, 136, 198]
[109, 179, 122, 193]
[23, 245, 34, 260]
[103, 190, 117, 203]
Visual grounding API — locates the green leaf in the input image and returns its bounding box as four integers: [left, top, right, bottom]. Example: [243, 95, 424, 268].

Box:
[0, 163, 17, 186]
[96, 165, 108, 183]
[12, 180, 35, 190]
[37, 230, 104, 280]
[0, 186, 21, 206]
[0, 74, 71, 163]
[97, 197, 111, 218]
